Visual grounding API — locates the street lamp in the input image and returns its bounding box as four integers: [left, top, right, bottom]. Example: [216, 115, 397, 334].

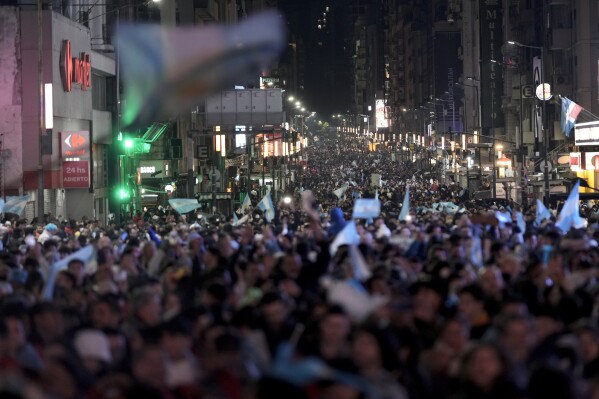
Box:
[288, 96, 295, 102]
[508, 40, 549, 204]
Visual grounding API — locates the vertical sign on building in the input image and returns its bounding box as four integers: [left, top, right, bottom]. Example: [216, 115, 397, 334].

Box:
[434, 30, 463, 133]
[375, 100, 388, 129]
[479, 0, 504, 131]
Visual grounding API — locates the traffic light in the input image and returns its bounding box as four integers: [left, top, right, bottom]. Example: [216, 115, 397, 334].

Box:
[116, 186, 131, 202]
[124, 139, 134, 149]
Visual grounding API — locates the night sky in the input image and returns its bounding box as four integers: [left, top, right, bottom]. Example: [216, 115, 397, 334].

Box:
[278, 0, 353, 118]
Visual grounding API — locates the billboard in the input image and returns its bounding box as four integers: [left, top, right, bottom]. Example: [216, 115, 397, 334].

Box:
[375, 100, 388, 129]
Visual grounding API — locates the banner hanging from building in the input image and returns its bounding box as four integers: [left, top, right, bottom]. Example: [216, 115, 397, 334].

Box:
[479, 0, 504, 130]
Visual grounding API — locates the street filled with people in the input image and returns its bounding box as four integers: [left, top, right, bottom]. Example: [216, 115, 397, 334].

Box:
[2, 134, 599, 399]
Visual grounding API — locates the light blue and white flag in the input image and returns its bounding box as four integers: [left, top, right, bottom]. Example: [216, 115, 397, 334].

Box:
[556, 181, 586, 233]
[330, 221, 360, 256]
[516, 211, 526, 234]
[535, 199, 552, 225]
[42, 245, 95, 300]
[241, 193, 252, 212]
[3, 195, 30, 216]
[398, 187, 410, 221]
[439, 201, 460, 215]
[352, 199, 381, 219]
[495, 211, 512, 228]
[348, 245, 371, 282]
[116, 11, 285, 129]
[233, 213, 239, 226]
[257, 193, 275, 222]
[333, 183, 349, 199]
[169, 198, 202, 214]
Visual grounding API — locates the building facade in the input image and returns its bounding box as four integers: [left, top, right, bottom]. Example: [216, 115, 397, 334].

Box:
[0, 6, 115, 222]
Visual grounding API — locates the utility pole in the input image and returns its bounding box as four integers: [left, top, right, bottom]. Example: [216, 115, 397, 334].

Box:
[491, 87, 497, 198]
[37, 0, 45, 223]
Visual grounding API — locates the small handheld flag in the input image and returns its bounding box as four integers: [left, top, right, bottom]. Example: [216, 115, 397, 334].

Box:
[535, 199, 552, 225]
[398, 187, 410, 221]
[556, 181, 586, 233]
[257, 193, 275, 222]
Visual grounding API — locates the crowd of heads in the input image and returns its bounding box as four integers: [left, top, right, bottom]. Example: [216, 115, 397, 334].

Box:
[0, 135, 599, 399]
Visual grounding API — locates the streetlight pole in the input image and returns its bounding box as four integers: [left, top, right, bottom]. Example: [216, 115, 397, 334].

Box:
[508, 41, 549, 204]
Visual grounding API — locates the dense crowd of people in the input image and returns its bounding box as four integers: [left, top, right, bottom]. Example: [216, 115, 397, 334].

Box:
[1, 134, 599, 399]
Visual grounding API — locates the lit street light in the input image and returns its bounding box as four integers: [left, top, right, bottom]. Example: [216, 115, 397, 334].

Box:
[288, 96, 295, 102]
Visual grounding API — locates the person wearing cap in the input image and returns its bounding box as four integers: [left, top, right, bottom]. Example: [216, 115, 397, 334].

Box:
[37, 223, 58, 244]
[73, 329, 112, 376]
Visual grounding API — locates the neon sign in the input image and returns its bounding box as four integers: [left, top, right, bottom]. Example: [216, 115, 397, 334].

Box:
[59, 40, 91, 92]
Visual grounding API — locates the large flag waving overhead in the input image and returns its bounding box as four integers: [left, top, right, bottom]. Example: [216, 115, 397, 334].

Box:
[116, 11, 285, 129]
[556, 181, 586, 233]
[398, 186, 410, 221]
[561, 97, 583, 137]
[535, 199, 552, 225]
[3, 195, 30, 216]
[169, 198, 202, 214]
[257, 193, 275, 222]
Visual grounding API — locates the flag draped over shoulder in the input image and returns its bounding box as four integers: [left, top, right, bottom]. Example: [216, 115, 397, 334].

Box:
[43, 245, 95, 300]
[556, 181, 586, 233]
[169, 198, 202, 214]
[398, 187, 410, 221]
[257, 193, 275, 222]
[561, 97, 583, 137]
[516, 211, 526, 234]
[535, 199, 552, 225]
[116, 11, 285, 129]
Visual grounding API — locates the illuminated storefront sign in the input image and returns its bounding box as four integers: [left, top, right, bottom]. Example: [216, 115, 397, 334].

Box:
[59, 40, 91, 92]
[62, 160, 90, 188]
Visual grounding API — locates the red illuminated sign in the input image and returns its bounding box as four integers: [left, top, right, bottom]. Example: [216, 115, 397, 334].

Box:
[62, 161, 90, 188]
[60, 40, 91, 92]
[61, 131, 90, 158]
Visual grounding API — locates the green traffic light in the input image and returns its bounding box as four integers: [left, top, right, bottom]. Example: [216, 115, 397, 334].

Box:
[119, 187, 131, 200]
[124, 139, 134, 149]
